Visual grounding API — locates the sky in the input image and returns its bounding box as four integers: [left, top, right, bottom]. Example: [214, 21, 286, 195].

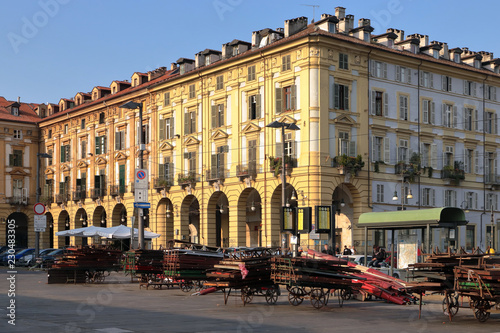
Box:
[1, 0, 500, 104]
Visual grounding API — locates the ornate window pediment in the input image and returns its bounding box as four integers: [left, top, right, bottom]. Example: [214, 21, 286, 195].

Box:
[95, 156, 107, 165]
[211, 129, 228, 141]
[334, 114, 356, 125]
[277, 115, 297, 125]
[159, 141, 174, 151]
[9, 168, 28, 176]
[242, 123, 261, 134]
[185, 136, 200, 146]
[114, 151, 128, 161]
[77, 161, 88, 168]
[61, 164, 71, 172]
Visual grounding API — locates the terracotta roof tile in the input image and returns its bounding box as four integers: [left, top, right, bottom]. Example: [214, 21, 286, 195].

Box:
[0, 96, 41, 124]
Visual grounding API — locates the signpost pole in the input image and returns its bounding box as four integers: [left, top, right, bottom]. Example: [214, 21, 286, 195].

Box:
[35, 155, 40, 258]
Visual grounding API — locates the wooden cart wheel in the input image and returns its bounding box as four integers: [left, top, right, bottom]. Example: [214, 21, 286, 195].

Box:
[288, 286, 304, 306]
[241, 287, 253, 304]
[310, 288, 326, 309]
[265, 286, 279, 305]
[473, 300, 491, 323]
[180, 281, 193, 292]
[442, 294, 459, 317]
[340, 288, 352, 301]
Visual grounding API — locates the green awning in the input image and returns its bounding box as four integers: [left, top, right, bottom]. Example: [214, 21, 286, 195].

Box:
[357, 207, 467, 229]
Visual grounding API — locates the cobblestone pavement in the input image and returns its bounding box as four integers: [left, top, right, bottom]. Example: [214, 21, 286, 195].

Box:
[0, 267, 499, 333]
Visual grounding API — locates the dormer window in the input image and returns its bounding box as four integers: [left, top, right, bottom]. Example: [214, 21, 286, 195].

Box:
[454, 53, 460, 63]
[233, 47, 239, 56]
[205, 57, 211, 66]
[12, 107, 19, 116]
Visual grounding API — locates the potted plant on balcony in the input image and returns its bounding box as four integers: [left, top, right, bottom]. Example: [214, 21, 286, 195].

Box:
[177, 174, 196, 185]
[335, 154, 365, 176]
[442, 161, 465, 184]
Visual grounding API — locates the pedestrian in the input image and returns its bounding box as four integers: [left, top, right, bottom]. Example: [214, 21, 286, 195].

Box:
[342, 245, 351, 255]
[349, 245, 356, 255]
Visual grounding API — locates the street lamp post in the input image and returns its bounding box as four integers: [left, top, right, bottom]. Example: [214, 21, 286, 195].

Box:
[266, 120, 300, 252]
[392, 177, 413, 210]
[35, 152, 52, 259]
[120, 101, 145, 249]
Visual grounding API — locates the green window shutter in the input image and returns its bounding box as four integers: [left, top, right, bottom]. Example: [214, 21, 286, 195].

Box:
[159, 118, 165, 140]
[275, 87, 282, 114]
[115, 132, 120, 150]
[59, 182, 64, 194]
[220, 105, 224, 126]
[95, 137, 100, 155]
[334, 84, 339, 109]
[291, 85, 297, 110]
[9, 154, 14, 166]
[158, 163, 164, 177]
[94, 175, 100, 189]
[211, 154, 217, 178]
[256, 94, 261, 119]
[343, 85, 349, 110]
[211, 105, 217, 128]
[60, 146, 64, 163]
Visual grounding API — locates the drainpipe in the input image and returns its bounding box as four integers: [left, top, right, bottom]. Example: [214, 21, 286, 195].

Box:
[481, 75, 488, 250]
[367, 48, 373, 209]
[417, 60, 422, 209]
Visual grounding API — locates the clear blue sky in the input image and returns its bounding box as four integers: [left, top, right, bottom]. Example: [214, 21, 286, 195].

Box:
[1, 0, 499, 104]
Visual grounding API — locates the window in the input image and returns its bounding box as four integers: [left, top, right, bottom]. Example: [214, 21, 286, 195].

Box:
[484, 111, 497, 134]
[486, 193, 498, 211]
[13, 129, 22, 139]
[422, 188, 435, 207]
[95, 135, 106, 155]
[484, 152, 497, 183]
[9, 150, 22, 167]
[248, 140, 257, 171]
[464, 149, 474, 173]
[248, 94, 261, 120]
[140, 124, 149, 144]
[443, 146, 454, 167]
[421, 143, 430, 167]
[397, 139, 408, 163]
[189, 84, 196, 99]
[464, 108, 475, 131]
[60, 144, 70, 163]
[399, 95, 408, 121]
[159, 117, 175, 140]
[441, 75, 452, 92]
[184, 110, 197, 135]
[463, 80, 476, 96]
[184, 152, 197, 174]
[163, 92, 170, 106]
[420, 71, 433, 88]
[371, 136, 389, 163]
[81, 119, 85, 130]
[371, 61, 387, 78]
[334, 84, 349, 110]
[422, 100, 435, 124]
[13, 179, 23, 200]
[48, 129, 52, 139]
[465, 191, 478, 210]
[338, 131, 354, 156]
[210, 145, 228, 179]
[444, 189, 457, 207]
[466, 225, 475, 251]
[216, 75, 224, 90]
[47, 149, 53, 165]
[282, 55, 291, 71]
[485, 85, 497, 101]
[275, 85, 297, 113]
[158, 157, 174, 181]
[396, 66, 411, 83]
[80, 140, 86, 159]
[11, 107, 19, 116]
[247, 65, 256, 81]
[339, 53, 348, 70]
[115, 131, 125, 150]
[211, 104, 224, 128]
[99, 112, 105, 124]
[371, 91, 388, 116]
[376, 184, 384, 202]
[64, 124, 68, 134]
[442, 104, 456, 128]
[284, 132, 296, 159]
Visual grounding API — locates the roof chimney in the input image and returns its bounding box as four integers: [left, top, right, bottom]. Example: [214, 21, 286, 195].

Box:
[335, 7, 345, 20]
[284, 16, 308, 38]
[17, 96, 20, 103]
[170, 63, 178, 71]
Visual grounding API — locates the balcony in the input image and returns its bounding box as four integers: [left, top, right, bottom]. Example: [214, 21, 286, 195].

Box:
[72, 189, 86, 201]
[269, 156, 297, 177]
[236, 162, 257, 180]
[55, 193, 69, 204]
[177, 172, 199, 187]
[110, 184, 127, 196]
[90, 188, 106, 200]
[485, 174, 500, 185]
[6, 195, 28, 205]
[39, 194, 54, 206]
[206, 167, 226, 184]
[153, 177, 173, 190]
[331, 155, 364, 176]
[441, 162, 465, 185]
[395, 162, 420, 182]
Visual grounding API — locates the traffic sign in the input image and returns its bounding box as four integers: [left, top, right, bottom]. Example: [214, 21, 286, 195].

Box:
[35, 228, 46, 232]
[134, 202, 151, 209]
[34, 215, 47, 229]
[135, 169, 148, 189]
[34, 203, 46, 215]
[134, 189, 148, 203]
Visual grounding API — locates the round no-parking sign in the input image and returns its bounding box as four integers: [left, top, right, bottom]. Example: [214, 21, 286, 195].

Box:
[34, 202, 46, 215]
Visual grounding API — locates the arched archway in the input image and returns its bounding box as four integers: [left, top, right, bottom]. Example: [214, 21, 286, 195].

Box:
[270, 183, 297, 249]
[332, 182, 357, 252]
[207, 192, 229, 248]
[5, 212, 28, 247]
[57, 211, 70, 247]
[237, 188, 262, 247]
[45, 212, 54, 248]
[155, 198, 174, 247]
[180, 195, 199, 244]
[74, 208, 88, 246]
[92, 206, 107, 228]
[112, 204, 127, 227]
